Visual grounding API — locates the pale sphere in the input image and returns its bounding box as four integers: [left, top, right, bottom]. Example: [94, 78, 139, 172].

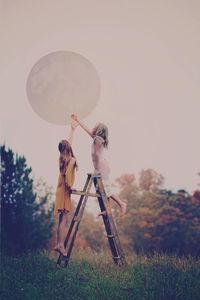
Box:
[26, 51, 101, 125]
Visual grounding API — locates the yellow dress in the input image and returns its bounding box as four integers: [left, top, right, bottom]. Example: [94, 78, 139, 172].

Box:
[54, 157, 76, 216]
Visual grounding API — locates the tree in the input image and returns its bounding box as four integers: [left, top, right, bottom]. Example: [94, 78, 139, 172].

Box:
[139, 168, 164, 191]
[0, 145, 54, 255]
[78, 211, 107, 251]
[116, 170, 200, 256]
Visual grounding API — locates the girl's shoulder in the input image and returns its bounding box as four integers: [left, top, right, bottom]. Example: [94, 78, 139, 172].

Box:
[65, 157, 76, 169]
[70, 157, 76, 164]
[93, 135, 104, 144]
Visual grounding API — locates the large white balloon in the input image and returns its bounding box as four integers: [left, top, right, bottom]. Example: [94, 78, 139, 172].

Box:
[26, 51, 101, 125]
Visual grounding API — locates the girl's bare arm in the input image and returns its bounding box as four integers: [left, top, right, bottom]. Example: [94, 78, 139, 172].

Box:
[68, 127, 75, 146]
[71, 114, 94, 138]
[68, 118, 78, 145]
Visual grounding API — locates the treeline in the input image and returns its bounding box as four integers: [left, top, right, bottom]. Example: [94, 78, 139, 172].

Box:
[1, 145, 200, 257]
[115, 171, 200, 256]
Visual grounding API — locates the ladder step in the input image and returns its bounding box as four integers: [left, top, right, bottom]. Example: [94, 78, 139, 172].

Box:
[112, 256, 121, 260]
[107, 234, 115, 238]
[91, 173, 101, 178]
[71, 189, 100, 197]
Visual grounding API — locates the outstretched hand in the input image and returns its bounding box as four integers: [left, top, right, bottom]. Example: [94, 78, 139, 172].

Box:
[71, 114, 79, 122]
[71, 113, 93, 138]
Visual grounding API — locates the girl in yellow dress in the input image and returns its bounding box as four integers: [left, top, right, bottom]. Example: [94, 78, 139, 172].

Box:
[54, 118, 78, 256]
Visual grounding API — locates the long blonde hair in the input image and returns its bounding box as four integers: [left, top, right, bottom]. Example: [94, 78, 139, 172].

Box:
[92, 123, 109, 148]
[58, 140, 77, 175]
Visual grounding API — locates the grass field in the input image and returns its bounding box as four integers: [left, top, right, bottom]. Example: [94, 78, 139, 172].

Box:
[1, 250, 200, 300]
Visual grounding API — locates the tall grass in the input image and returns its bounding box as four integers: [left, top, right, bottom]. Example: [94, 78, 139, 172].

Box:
[1, 250, 200, 300]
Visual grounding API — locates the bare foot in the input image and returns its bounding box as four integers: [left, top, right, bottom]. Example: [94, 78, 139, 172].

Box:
[98, 210, 107, 217]
[120, 202, 127, 217]
[54, 244, 67, 256]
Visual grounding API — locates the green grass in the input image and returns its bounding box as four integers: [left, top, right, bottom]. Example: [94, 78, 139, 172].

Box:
[1, 250, 200, 300]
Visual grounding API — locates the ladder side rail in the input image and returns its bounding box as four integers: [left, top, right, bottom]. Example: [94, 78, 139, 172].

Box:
[103, 210, 126, 263]
[63, 177, 93, 267]
[96, 177, 127, 265]
[56, 174, 92, 265]
[97, 196, 122, 265]
[93, 177, 121, 265]
[64, 174, 92, 248]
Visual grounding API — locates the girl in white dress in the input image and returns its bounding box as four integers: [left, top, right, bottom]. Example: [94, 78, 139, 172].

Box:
[71, 114, 127, 217]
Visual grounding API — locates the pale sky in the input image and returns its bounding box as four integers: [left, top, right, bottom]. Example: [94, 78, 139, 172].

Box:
[1, 0, 200, 209]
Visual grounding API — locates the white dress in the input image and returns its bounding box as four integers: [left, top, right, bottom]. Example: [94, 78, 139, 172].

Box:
[91, 136, 112, 197]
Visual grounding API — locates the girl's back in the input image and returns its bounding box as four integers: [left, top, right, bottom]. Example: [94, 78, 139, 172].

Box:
[91, 135, 110, 180]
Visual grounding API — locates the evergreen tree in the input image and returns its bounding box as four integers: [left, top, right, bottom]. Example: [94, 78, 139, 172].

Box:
[0, 145, 54, 255]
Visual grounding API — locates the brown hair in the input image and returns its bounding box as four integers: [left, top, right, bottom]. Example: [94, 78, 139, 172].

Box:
[58, 140, 77, 175]
[92, 123, 109, 148]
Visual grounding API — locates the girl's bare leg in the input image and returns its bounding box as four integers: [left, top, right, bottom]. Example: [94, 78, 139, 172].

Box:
[110, 194, 127, 217]
[55, 211, 68, 255]
[98, 194, 127, 217]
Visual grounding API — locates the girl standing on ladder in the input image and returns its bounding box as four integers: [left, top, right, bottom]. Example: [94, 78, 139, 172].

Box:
[54, 117, 78, 256]
[71, 114, 127, 217]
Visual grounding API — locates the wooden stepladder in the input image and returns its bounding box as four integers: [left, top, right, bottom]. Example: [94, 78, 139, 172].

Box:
[56, 173, 126, 267]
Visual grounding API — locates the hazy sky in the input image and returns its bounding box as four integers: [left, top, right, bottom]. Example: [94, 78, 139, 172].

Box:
[1, 0, 200, 205]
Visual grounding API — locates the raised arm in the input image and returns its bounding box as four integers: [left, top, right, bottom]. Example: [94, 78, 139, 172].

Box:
[68, 118, 78, 146]
[71, 114, 94, 138]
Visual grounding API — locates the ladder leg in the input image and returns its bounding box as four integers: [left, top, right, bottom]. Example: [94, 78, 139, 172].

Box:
[56, 174, 92, 266]
[94, 177, 126, 266]
[96, 177, 126, 263]
[106, 215, 127, 265]
[98, 196, 123, 265]
[63, 176, 93, 267]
